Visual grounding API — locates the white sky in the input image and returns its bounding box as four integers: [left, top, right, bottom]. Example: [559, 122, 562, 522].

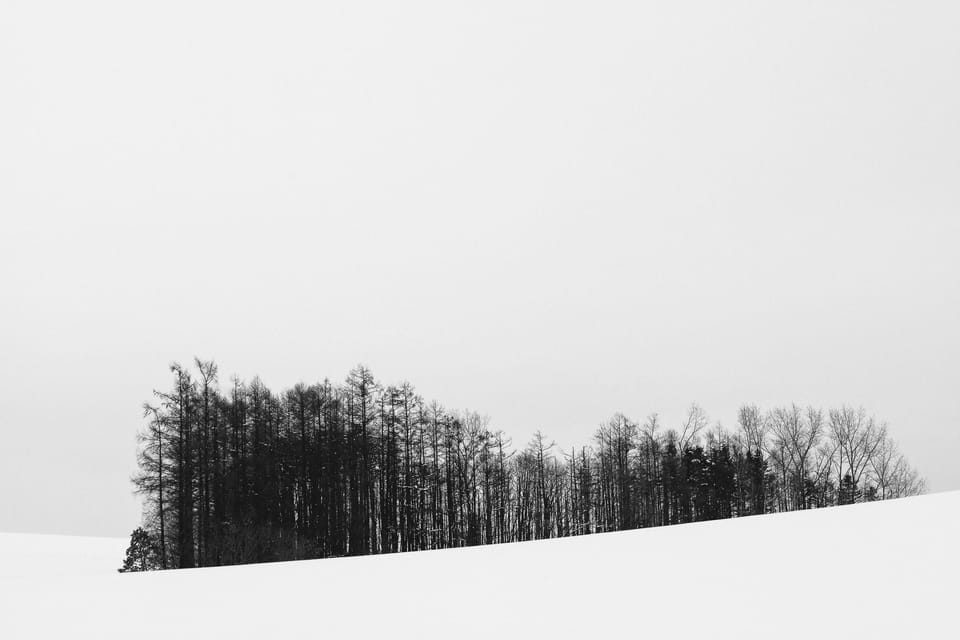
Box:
[1, 1, 958, 537]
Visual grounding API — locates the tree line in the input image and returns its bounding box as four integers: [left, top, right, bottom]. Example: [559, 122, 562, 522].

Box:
[120, 359, 925, 571]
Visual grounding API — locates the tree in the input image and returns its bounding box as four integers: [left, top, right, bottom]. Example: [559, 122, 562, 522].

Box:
[829, 407, 885, 505]
[118, 527, 160, 573]
[133, 403, 168, 569]
[126, 361, 926, 571]
[737, 404, 767, 456]
[678, 404, 708, 451]
[838, 473, 862, 506]
[768, 405, 823, 510]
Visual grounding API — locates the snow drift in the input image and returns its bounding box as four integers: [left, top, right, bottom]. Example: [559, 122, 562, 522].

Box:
[2, 492, 957, 639]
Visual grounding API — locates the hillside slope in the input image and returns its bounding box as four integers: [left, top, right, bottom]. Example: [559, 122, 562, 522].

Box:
[2, 492, 957, 639]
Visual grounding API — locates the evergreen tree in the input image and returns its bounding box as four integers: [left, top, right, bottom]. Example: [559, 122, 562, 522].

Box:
[118, 527, 160, 573]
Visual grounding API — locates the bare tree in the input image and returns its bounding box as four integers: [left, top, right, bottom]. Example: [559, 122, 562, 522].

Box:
[869, 432, 899, 500]
[737, 404, 767, 455]
[767, 405, 823, 510]
[887, 451, 926, 499]
[678, 403, 709, 451]
[829, 407, 886, 504]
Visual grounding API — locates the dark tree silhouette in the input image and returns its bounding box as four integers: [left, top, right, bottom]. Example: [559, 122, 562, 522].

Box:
[127, 360, 925, 570]
[118, 527, 160, 573]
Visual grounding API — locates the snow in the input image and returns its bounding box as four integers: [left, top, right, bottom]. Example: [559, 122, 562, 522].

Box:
[2, 492, 957, 639]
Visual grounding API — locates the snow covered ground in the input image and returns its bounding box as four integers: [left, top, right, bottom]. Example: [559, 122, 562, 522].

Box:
[2, 492, 957, 639]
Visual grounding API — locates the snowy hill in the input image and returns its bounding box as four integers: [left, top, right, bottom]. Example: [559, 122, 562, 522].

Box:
[2, 492, 957, 639]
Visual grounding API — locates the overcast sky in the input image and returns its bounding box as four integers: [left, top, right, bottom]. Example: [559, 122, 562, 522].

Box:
[2, 1, 958, 537]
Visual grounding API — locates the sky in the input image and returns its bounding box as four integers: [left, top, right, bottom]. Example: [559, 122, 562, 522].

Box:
[1, 1, 958, 537]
